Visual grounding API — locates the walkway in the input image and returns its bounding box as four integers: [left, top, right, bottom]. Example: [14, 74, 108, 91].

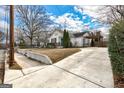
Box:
[4, 48, 114, 88]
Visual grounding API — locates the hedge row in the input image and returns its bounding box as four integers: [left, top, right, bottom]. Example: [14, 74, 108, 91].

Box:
[108, 20, 124, 76]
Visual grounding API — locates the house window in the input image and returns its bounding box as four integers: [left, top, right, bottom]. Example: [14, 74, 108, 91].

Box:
[51, 38, 56, 43]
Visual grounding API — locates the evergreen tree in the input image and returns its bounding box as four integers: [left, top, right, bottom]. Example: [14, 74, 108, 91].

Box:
[66, 31, 70, 47]
[63, 29, 67, 48]
[63, 29, 71, 48]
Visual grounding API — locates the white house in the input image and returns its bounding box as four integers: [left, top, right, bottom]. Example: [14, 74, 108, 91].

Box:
[70, 32, 91, 47]
[48, 30, 63, 46]
[48, 30, 91, 47]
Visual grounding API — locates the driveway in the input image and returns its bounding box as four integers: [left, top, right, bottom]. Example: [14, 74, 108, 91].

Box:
[4, 47, 114, 88]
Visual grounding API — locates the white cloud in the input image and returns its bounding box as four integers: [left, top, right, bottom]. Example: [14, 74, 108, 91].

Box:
[82, 15, 87, 19]
[84, 22, 90, 26]
[74, 5, 99, 17]
[77, 5, 100, 18]
[50, 13, 85, 31]
[75, 5, 109, 23]
[49, 6, 110, 32]
[0, 6, 10, 32]
[0, 6, 9, 17]
[50, 15, 56, 20]
[91, 18, 97, 22]
[0, 20, 9, 31]
[0, 6, 5, 13]
[74, 6, 83, 14]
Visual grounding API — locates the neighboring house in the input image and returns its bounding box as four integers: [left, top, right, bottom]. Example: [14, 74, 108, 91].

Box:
[70, 32, 91, 47]
[48, 30, 63, 46]
[15, 28, 104, 48]
[48, 30, 92, 47]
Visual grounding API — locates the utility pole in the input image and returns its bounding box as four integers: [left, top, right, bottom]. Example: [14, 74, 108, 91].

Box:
[9, 5, 15, 67]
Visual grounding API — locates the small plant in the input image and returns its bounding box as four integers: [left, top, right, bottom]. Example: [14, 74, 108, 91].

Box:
[46, 43, 55, 48]
[19, 39, 26, 48]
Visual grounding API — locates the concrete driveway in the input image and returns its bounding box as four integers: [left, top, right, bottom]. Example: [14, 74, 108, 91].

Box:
[4, 47, 114, 88]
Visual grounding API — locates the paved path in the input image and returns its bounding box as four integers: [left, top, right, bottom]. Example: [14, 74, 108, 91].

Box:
[4, 48, 114, 88]
[15, 53, 46, 69]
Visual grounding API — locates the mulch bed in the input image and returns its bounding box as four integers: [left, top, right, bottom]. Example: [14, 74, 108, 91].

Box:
[114, 75, 124, 88]
[9, 62, 22, 70]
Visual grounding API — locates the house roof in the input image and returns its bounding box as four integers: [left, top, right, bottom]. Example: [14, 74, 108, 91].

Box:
[72, 32, 88, 38]
[49, 30, 63, 37]
[49, 30, 91, 38]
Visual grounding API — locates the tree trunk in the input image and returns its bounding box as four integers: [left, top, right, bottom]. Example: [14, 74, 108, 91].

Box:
[30, 39, 33, 48]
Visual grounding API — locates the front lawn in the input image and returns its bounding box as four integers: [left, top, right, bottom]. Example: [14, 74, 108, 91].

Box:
[27, 48, 81, 63]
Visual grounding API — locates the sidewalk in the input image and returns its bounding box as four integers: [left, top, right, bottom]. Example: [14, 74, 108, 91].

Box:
[4, 48, 114, 88]
[4, 53, 48, 83]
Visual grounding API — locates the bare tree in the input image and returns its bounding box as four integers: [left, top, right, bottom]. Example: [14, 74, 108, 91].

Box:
[16, 5, 52, 47]
[77, 5, 124, 24]
[34, 30, 50, 47]
[97, 5, 124, 24]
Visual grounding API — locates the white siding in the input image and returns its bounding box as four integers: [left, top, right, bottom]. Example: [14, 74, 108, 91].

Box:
[70, 33, 92, 47]
[49, 31, 91, 47]
[71, 37, 83, 47]
[49, 31, 63, 44]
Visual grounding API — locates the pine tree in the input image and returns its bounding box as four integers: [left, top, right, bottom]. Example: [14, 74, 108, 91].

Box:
[63, 29, 71, 48]
[66, 31, 70, 47]
[63, 29, 67, 48]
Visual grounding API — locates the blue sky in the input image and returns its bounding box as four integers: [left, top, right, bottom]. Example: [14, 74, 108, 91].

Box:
[43, 5, 108, 31]
[0, 5, 110, 42]
[0, 5, 109, 35]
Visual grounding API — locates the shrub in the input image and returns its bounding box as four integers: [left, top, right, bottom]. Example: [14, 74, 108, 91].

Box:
[19, 39, 26, 49]
[46, 43, 55, 48]
[108, 20, 124, 76]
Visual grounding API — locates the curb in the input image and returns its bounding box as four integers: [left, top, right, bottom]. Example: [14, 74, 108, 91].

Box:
[17, 49, 52, 65]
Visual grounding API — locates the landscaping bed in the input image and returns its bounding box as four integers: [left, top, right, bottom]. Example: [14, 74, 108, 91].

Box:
[9, 62, 22, 70]
[114, 75, 124, 88]
[25, 48, 81, 63]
